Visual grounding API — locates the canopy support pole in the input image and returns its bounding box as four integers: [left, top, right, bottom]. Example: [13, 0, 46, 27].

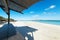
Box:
[8, 11, 10, 24]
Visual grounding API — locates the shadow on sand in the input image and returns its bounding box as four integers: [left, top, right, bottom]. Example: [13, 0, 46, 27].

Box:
[0, 23, 16, 40]
[0, 23, 38, 40]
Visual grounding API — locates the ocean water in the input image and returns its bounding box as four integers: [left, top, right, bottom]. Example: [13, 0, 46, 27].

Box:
[32, 20, 60, 25]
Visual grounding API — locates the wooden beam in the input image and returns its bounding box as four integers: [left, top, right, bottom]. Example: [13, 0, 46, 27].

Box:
[10, 0, 27, 9]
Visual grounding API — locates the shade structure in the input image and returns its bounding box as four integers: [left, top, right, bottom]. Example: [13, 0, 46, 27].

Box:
[0, 0, 9, 14]
[0, 0, 40, 24]
[0, 0, 40, 13]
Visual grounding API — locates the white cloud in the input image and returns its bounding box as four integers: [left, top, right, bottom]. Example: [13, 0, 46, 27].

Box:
[45, 5, 56, 10]
[32, 15, 40, 18]
[43, 12, 56, 15]
[18, 15, 41, 20]
[43, 12, 47, 14]
[30, 11, 34, 14]
[50, 5, 56, 8]
[32, 15, 41, 20]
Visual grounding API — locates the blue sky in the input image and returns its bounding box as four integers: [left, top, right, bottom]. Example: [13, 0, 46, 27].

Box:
[0, 0, 60, 20]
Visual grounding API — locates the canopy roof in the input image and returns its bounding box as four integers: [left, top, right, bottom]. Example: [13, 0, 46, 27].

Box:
[0, 0, 40, 14]
[0, 0, 40, 24]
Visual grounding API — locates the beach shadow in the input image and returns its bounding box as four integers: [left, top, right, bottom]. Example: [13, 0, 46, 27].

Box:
[0, 23, 38, 40]
[0, 23, 16, 40]
[15, 26, 38, 40]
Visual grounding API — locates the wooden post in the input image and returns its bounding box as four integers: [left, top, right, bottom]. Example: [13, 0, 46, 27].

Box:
[8, 12, 10, 24]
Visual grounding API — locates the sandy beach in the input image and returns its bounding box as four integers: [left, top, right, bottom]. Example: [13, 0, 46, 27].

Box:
[0, 21, 60, 40]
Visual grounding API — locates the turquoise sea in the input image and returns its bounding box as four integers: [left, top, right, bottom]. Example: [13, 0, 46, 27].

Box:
[32, 20, 60, 25]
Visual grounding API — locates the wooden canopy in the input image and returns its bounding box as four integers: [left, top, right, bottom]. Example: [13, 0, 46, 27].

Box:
[0, 0, 40, 24]
[0, 0, 39, 13]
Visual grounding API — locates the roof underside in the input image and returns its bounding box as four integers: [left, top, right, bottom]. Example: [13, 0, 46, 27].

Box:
[0, 0, 40, 14]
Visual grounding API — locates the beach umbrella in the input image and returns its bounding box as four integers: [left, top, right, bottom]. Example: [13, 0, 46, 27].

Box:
[0, 0, 40, 24]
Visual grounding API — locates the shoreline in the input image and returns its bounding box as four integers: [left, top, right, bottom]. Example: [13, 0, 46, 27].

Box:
[0, 21, 60, 40]
[11, 21, 60, 40]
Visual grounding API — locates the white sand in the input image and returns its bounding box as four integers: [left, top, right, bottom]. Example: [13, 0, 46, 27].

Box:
[0, 21, 60, 40]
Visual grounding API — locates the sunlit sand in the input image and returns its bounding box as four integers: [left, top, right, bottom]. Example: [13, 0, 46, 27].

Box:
[0, 21, 60, 40]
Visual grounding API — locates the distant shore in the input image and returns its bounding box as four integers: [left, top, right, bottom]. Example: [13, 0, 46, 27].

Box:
[0, 21, 60, 40]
